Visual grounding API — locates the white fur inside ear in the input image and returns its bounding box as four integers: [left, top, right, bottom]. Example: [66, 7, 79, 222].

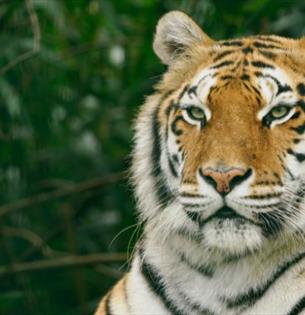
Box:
[153, 11, 213, 65]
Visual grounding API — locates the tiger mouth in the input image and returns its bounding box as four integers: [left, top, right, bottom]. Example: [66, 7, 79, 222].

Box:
[185, 206, 246, 225]
[185, 206, 259, 227]
[201, 206, 259, 228]
[206, 206, 245, 222]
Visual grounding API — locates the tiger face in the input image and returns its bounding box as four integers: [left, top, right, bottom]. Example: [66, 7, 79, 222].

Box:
[133, 11, 305, 259]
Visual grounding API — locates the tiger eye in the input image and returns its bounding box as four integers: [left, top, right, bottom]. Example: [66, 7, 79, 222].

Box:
[187, 107, 206, 121]
[270, 105, 290, 119]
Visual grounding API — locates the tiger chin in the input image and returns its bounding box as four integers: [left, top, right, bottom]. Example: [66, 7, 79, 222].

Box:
[96, 11, 305, 315]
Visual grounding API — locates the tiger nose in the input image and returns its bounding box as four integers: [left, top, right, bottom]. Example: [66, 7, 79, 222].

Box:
[199, 167, 252, 195]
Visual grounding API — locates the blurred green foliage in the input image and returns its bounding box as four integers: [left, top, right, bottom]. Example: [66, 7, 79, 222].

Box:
[0, 0, 305, 314]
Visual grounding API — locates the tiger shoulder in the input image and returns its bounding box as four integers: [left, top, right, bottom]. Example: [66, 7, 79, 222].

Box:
[96, 10, 305, 315]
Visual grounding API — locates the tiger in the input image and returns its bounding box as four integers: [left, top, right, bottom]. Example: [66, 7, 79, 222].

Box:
[95, 10, 305, 315]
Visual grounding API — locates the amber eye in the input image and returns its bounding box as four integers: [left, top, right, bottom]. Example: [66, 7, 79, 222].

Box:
[269, 105, 290, 119]
[263, 104, 294, 128]
[186, 106, 206, 121]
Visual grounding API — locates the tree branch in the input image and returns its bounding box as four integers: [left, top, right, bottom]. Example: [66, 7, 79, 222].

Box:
[0, 253, 127, 276]
[0, 0, 41, 75]
[1, 226, 55, 257]
[0, 172, 124, 218]
[95, 264, 124, 279]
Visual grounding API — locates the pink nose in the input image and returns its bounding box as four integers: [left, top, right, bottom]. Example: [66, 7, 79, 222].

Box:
[200, 167, 250, 194]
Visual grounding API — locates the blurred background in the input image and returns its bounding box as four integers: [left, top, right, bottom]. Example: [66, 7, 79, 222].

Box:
[1, 0, 305, 314]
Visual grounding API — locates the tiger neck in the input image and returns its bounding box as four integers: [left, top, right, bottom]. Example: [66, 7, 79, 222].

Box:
[138, 231, 305, 313]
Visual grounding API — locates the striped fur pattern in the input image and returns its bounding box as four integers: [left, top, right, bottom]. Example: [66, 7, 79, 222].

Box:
[95, 11, 305, 315]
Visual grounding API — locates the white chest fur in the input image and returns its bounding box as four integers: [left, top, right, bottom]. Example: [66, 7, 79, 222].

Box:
[126, 235, 305, 315]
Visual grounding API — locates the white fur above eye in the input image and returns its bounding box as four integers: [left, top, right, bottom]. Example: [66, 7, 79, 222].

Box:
[181, 106, 206, 127]
[256, 68, 298, 128]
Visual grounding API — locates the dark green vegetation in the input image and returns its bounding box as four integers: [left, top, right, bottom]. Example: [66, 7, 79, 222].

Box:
[0, 0, 305, 314]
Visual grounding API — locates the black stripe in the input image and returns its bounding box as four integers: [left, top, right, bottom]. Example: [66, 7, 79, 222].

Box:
[291, 122, 305, 134]
[240, 74, 250, 81]
[297, 83, 305, 96]
[254, 71, 263, 77]
[211, 60, 234, 69]
[185, 210, 201, 223]
[168, 154, 178, 177]
[171, 116, 184, 136]
[244, 192, 281, 199]
[242, 46, 253, 54]
[267, 75, 291, 95]
[165, 102, 179, 179]
[140, 249, 217, 315]
[297, 100, 305, 113]
[284, 165, 296, 180]
[172, 154, 179, 163]
[176, 249, 215, 278]
[252, 61, 274, 69]
[220, 75, 234, 80]
[178, 85, 189, 101]
[197, 73, 215, 88]
[248, 203, 281, 209]
[255, 181, 280, 187]
[178, 290, 217, 315]
[220, 40, 243, 47]
[165, 100, 176, 118]
[259, 50, 276, 60]
[141, 258, 185, 315]
[277, 83, 292, 95]
[287, 296, 305, 315]
[180, 192, 205, 198]
[250, 85, 262, 99]
[105, 292, 113, 315]
[152, 92, 175, 206]
[253, 41, 282, 49]
[242, 82, 252, 93]
[291, 111, 301, 120]
[187, 85, 198, 97]
[257, 210, 283, 237]
[225, 250, 305, 309]
[213, 50, 235, 62]
[261, 74, 292, 95]
[255, 36, 283, 44]
[287, 148, 305, 162]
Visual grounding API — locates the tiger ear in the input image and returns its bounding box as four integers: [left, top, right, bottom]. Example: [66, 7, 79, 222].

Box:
[153, 11, 214, 65]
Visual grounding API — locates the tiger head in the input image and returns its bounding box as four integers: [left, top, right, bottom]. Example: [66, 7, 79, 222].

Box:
[132, 11, 305, 259]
